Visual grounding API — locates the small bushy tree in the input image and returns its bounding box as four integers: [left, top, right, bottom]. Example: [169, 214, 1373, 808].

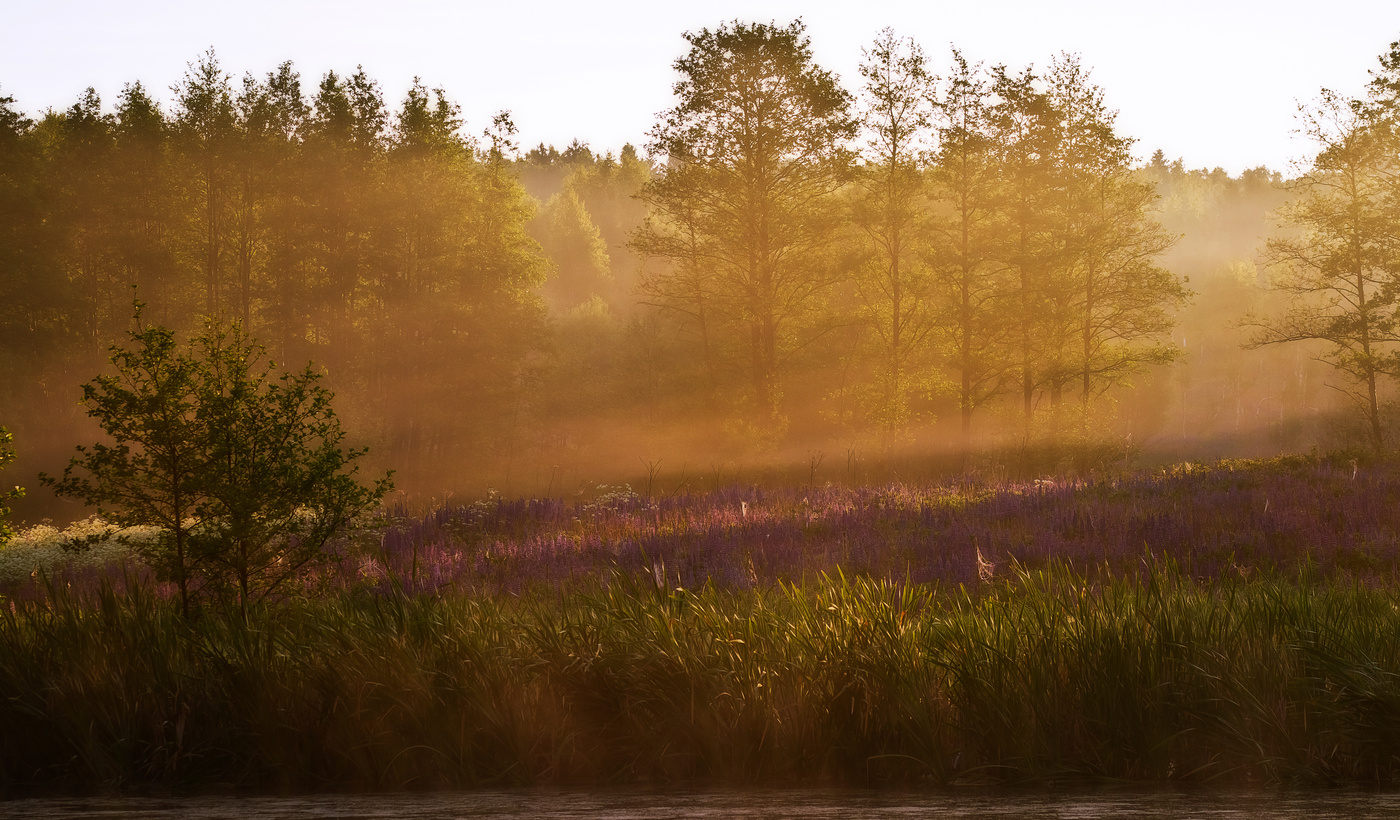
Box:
[43, 305, 391, 616]
[42, 316, 208, 615]
[0, 426, 21, 543]
[192, 319, 392, 612]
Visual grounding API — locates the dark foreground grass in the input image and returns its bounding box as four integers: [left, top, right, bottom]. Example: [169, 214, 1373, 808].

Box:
[5, 562, 1400, 792]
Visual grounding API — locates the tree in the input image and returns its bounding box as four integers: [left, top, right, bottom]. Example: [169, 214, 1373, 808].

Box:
[0, 87, 64, 387]
[988, 64, 1062, 427]
[192, 318, 391, 613]
[43, 305, 390, 616]
[562, 144, 652, 302]
[42, 309, 210, 616]
[230, 61, 307, 330]
[110, 82, 181, 321]
[0, 426, 21, 543]
[48, 88, 124, 346]
[1246, 90, 1400, 451]
[927, 49, 1011, 452]
[1042, 56, 1184, 421]
[635, 183, 722, 397]
[538, 185, 612, 310]
[1366, 35, 1400, 116]
[989, 56, 1184, 438]
[298, 67, 387, 380]
[849, 28, 939, 437]
[172, 50, 236, 316]
[638, 20, 856, 428]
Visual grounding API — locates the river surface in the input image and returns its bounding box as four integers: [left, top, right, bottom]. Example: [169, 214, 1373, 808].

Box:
[5, 789, 1400, 819]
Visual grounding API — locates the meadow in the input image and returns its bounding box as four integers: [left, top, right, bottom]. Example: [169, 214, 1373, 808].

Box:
[3, 454, 1400, 791]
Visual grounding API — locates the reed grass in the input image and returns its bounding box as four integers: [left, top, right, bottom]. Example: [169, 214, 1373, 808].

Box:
[5, 560, 1400, 791]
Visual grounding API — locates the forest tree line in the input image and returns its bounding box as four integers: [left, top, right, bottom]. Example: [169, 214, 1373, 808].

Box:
[3, 23, 1399, 515]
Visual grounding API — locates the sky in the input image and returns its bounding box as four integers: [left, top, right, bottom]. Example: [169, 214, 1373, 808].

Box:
[3, 0, 1399, 175]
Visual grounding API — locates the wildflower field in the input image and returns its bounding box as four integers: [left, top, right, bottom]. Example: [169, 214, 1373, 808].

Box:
[4, 454, 1400, 791]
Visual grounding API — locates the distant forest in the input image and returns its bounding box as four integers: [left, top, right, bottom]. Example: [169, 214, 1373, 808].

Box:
[3, 23, 1398, 519]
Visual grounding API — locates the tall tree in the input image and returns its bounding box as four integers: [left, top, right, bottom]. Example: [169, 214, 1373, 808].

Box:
[111, 83, 180, 323]
[1043, 55, 1184, 422]
[1246, 90, 1400, 450]
[989, 56, 1184, 438]
[989, 64, 1061, 426]
[172, 50, 236, 316]
[927, 50, 1010, 450]
[538, 185, 612, 310]
[301, 68, 386, 370]
[638, 20, 856, 429]
[230, 61, 306, 330]
[634, 176, 722, 396]
[1365, 35, 1400, 115]
[551, 145, 650, 307]
[849, 28, 938, 437]
[0, 87, 62, 384]
[48, 88, 123, 346]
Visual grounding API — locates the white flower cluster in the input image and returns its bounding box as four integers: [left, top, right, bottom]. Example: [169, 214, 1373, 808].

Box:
[0, 517, 155, 586]
[583, 484, 650, 514]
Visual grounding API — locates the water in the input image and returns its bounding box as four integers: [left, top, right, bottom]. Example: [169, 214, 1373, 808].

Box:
[5, 790, 1400, 820]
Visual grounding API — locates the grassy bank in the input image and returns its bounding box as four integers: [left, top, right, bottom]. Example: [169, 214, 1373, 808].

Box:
[5, 562, 1400, 791]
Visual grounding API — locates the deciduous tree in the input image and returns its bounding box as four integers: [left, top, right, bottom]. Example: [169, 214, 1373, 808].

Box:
[43, 305, 390, 616]
[638, 20, 856, 430]
[42, 308, 210, 616]
[192, 318, 391, 614]
[1247, 91, 1400, 451]
[927, 50, 1011, 451]
[0, 426, 20, 543]
[849, 28, 938, 437]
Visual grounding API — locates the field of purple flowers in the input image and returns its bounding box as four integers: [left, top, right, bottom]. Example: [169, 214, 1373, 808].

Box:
[362, 454, 1398, 595]
[3, 453, 1393, 601]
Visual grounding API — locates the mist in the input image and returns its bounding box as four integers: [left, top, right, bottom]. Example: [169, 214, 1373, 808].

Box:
[0, 33, 1390, 526]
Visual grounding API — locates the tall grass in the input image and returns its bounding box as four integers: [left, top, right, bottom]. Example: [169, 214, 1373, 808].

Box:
[5, 561, 1400, 791]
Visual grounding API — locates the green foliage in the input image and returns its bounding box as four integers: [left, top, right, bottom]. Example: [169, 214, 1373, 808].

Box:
[0, 426, 21, 543]
[190, 318, 392, 610]
[539, 186, 612, 310]
[2, 57, 550, 500]
[989, 55, 1186, 435]
[42, 313, 209, 615]
[42, 305, 390, 616]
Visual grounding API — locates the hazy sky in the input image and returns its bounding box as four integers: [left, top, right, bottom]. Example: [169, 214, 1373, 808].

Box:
[4, 0, 1398, 174]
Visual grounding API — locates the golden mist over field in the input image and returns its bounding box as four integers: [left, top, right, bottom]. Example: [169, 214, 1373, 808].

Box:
[2, 23, 1398, 523]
